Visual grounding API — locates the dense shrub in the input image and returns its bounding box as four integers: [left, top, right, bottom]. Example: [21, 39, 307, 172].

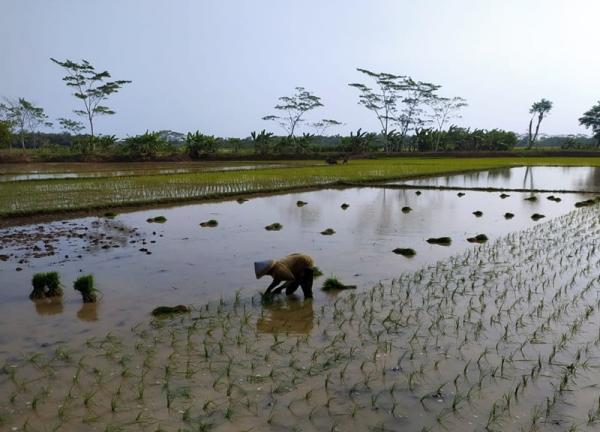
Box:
[122, 131, 173, 159]
[186, 131, 218, 159]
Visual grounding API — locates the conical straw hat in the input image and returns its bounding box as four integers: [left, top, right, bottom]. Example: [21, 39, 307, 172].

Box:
[254, 260, 275, 279]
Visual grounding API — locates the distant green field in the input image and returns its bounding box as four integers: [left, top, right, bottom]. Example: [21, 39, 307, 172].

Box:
[1, 156, 599, 218]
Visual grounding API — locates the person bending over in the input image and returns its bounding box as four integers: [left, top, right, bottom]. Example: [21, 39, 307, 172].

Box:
[254, 253, 315, 299]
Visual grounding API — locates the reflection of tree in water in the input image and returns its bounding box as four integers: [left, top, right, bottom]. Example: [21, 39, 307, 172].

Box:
[256, 297, 314, 335]
[33, 298, 64, 316]
[487, 168, 512, 182]
[523, 166, 534, 190]
[77, 303, 99, 322]
[576, 167, 600, 191]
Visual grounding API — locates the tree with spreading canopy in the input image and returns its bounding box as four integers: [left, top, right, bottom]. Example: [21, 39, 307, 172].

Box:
[349, 69, 405, 152]
[0, 98, 51, 149]
[311, 119, 343, 136]
[57, 117, 85, 135]
[428, 96, 468, 151]
[579, 101, 600, 147]
[50, 58, 131, 150]
[262, 87, 323, 137]
[527, 99, 553, 149]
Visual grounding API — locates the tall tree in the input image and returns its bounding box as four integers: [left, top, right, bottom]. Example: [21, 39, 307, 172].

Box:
[262, 87, 323, 137]
[50, 58, 131, 150]
[311, 119, 343, 136]
[395, 78, 441, 151]
[0, 120, 12, 149]
[57, 117, 85, 135]
[0, 98, 50, 149]
[579, 101, 600, 146]
[527, 99, 553, 149]
[349, 69, 405, 152]
[428, 96, 468, 151]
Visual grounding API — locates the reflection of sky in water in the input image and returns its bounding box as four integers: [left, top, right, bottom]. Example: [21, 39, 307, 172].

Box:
[0, 166, 596, 352]
[398, 166, 600, 191]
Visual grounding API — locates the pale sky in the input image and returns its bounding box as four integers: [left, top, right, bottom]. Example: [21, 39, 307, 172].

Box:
[1, 0, 599, 138]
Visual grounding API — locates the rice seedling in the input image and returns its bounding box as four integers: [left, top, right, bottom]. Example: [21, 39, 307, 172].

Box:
[321, 228, 336, 235]
[151, 305, 190, 317]
[73, 274, 98, 303]
[426, 237, 452, 246]
[296, 200, 308, 207]
[146, 216, 167, 223]
[531, 213, 545, 221]
[392, 248, 417, 257]
[472, 210, 483, 217]
[504, 212, 515, 219]
[265, 223, 283, 231]
[467, 234, 488, 243]
[321, 277, 356, 291]
[30, 271, 63, 299]
[200, 219, 218, 227]
[340, 203, 350, 210]
[401, 206, 412, 213]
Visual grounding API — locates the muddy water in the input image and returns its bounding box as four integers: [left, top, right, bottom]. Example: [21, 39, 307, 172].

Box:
[0, 174, 594, 355]
[395, 165, 600, 191]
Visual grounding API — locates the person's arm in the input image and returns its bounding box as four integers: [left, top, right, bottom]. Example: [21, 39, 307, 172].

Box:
[264, 278, 282, 296]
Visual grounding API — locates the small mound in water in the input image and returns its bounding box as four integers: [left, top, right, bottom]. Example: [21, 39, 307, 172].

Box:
[30, 272, 63, 300]
[393, 248, 416, 257]
[504, 212, 515, 219]
[73, 274, 98, 303]
[500, 193, 510, 199]
[401, 206, 412, 213]
[524, 196, 537, 202]
[473, 210, 483, 217]
[236, 198, 248, 204]
[321, 277, 356, 291]
[103, 211, 117, 219]
[151, 305, 190, 317]
[574, 198, 599, 208]
[457, 192, 465, 197]
[296, 200, 308, 207]
[547, 195, 561, 202]
[341, 203, 350, 210]
[427, 237, 452, 246]
[200, 219, 218, 227]
[321, 228, 336, 235]
[467, 234, 488, 243]
[415, 191, 422, 196]
[531, 213, 545, 221]
[147, 216, 167, 223]
[265, 223, 283, 231]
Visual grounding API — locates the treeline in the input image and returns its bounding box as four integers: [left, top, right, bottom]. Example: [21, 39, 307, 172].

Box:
[1, 59, 599, 155]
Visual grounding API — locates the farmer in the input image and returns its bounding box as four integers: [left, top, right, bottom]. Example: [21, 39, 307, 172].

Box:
[254, 253, 315, 299]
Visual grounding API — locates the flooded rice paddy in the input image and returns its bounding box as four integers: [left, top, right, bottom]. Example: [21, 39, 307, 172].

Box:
[1, 166, 599, 431]
[0, 162, 294, 182]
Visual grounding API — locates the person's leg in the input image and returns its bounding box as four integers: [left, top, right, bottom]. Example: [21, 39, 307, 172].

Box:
[299, 268, 314, 298]
[284, 280, 300, 296]
[273, 280, 293, 295]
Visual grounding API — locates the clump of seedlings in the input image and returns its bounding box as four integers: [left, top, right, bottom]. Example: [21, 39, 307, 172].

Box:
[467, 234, 488, 243]
[103, 211, 117, 219]
[500, 193, 510, 199]
[393, 248, 416, 257]
[321, 277, 356, 291]
[574, 198, 599, 208]
[312, 266, 323, 278]
[457, 192, 465, 197]
[341, 203, 350, 210]
[504, 212, 515, 219]
[547, 195, 561, 202]
[147, 216, 167, 223]
[321, 228, 336, 235]
[73, 274, 98, 303]
[524, 196, 537, 202]
[415, 191, 422, 196]
[30, 272, 63, 300]
[236, 198, 248, 204]
[473, 210, 483, 217]
[200, 219, 218, 227]
[151, 305, 190, 317]
[401, 206, 412, 213]
[265, 223, 283, 231]
[296, 200, 308, 207]
[427, 237, 452, 246]
[531, 213, 545, 221]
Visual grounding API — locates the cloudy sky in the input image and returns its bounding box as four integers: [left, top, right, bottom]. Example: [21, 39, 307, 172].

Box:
[1, 0, 599, 138]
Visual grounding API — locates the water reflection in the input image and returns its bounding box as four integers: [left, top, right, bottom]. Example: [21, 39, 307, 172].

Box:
[77, 303, 99, 322]
[33, 298, 64, 316]
[256, 297, 314, 335]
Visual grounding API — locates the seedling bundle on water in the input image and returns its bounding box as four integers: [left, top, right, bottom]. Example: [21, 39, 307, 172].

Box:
[321, 276, 356, 291]
[73, 274, 98, 303]
[147, 216, 167, 223]
[30, 272, 63, 300]
[265, 223, 283, 231]
[200, 219, 218, 227]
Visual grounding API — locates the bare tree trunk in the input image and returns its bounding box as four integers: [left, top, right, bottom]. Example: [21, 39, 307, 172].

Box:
[532, 114, 543, 146]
